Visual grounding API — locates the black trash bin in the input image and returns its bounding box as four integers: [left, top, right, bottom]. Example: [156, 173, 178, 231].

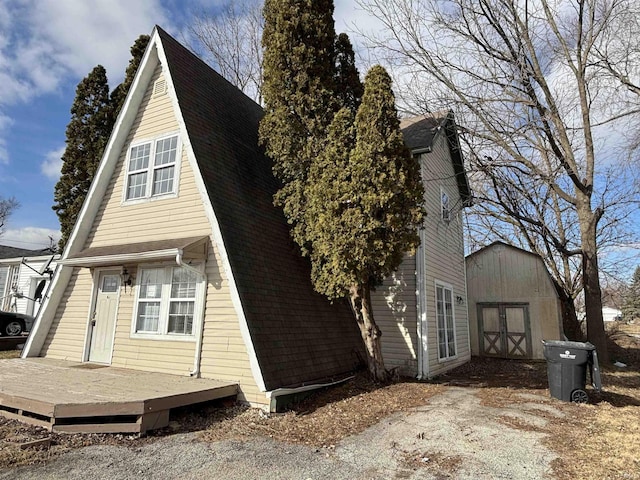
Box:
[542, 340, 602, 403]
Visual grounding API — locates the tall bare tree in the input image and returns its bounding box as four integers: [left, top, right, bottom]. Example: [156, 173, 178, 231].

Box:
[186, 1, 264, 103]
[0, 196, 19, 237]
[359, 0, 640, 362]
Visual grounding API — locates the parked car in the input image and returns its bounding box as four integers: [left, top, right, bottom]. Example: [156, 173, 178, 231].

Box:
[0, 311, 33, 336]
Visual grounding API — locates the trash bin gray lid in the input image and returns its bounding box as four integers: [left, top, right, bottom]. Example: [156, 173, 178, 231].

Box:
[542, 340, 595, 350]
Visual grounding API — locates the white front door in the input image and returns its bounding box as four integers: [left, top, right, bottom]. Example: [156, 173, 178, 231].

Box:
[88, 271, 120, 363]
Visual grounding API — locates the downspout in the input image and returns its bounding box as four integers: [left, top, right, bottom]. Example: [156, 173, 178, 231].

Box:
[266, 375, 355, 412]
[416, 227, 429, 380]
[416, 240, 424, 380]
[175, 251, 206, 378]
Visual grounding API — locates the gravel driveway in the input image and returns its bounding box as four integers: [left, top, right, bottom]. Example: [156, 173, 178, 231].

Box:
[0, 387, 563, 479]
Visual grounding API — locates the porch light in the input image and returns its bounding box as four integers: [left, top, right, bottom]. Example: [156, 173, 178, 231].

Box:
[122, 267, 133, 288]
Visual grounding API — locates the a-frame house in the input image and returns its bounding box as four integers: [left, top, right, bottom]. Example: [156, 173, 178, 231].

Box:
[24, 26, 365, 410]
[24, 27, 474, 412]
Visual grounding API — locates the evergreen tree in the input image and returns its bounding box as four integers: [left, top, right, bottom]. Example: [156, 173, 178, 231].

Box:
[261, 1, 423, 381]
[53, 65, 112, 250]
[622, 266, 640, 323]
[334, 33, 363, 115]
[111, 34, 150, 119]
[305, 66, 424, 380]
[259, 0, 338, 248]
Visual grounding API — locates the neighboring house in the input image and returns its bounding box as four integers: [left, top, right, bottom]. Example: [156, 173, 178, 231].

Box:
[371, 112, 473, 379]
[466, 242, 564, 360]
[0, 245, 57, 323]
[23, 27, 473, 410]
[602, 306, 622, 322]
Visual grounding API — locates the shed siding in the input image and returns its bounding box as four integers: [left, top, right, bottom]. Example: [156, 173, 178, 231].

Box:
[466, 243, 563, 359]
[371, 254, 418, 376]
[420, 133, 470, 377]
[40, 66, 263, 404]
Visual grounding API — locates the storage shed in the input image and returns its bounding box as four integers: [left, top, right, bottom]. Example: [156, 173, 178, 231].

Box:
[465, 242, 563, 359]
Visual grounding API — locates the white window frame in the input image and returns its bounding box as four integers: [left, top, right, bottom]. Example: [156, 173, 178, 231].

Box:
[0, 265, 9, 310]
[440, 187, 451, 223]
[130, 263, 204, 341]
[435, 281, 457, 361]
[123, 132, 181, 204]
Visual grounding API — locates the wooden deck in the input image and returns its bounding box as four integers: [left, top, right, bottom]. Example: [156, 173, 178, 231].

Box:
[0, 335, 28, 351]
[0, 358, 237, 434]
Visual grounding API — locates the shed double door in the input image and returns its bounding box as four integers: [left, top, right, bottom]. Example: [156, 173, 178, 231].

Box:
[478, 303, 532, 359]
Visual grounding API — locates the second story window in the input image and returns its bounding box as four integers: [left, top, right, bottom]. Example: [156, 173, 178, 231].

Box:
[125, 134, 179, 201]
[441, 188, 451, 222]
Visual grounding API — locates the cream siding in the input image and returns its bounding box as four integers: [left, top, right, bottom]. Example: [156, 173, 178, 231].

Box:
[372, 254, 419, 376]
[420, 133, 470, 377]
[199, 249, 264, 406]
[466, 244, 563, 359]
[40, 66, 263, 405]
[371, 131, 471, 379]
[40, 268, 93, 360]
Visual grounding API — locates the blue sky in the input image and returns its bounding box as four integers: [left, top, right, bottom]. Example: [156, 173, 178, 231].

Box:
[0, 0, 637, 281]
[0, 0, 369, 250]
[0, 0, 174, 249]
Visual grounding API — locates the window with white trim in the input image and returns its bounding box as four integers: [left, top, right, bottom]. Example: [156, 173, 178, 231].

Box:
[436, 282, 456, 359]
[125, 134, 179, 201]
[133, 266, 201, 338]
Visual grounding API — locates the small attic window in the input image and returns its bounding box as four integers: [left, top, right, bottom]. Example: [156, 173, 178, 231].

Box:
[153, 78, 167, 97]
[441, 189, 451, 223]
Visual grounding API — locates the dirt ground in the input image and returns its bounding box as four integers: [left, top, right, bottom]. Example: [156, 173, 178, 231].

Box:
[1, 323, 639, 479]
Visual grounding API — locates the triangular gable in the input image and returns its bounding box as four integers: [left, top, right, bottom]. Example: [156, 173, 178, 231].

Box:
[401, 111, 472, 207]
[23, 29, 164, 359]
[26, 27, 363, 393]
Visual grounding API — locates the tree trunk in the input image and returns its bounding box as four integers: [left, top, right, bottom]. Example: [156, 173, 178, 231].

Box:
[553, 279, 584, 341]
[348, 283, 390, 382]
[577, 198, 609, 363]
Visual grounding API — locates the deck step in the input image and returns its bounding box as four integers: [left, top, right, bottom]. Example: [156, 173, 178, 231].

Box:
[0, 359, 238, 434]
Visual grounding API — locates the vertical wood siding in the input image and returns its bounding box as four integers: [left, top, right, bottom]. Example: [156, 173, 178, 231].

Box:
[420, 134, 470, 377]
[466, 244, 563, 359]
[41, 66, 264, 405]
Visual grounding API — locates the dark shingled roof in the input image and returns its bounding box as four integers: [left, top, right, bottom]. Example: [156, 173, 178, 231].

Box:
[401, 112, 472, 207]
[157, 27, 364, 390]
[0, 245, 52, 260]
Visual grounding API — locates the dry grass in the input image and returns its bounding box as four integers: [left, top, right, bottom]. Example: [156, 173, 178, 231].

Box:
[1, 323, 639, 478]
[547, 323, 640, 479]
[194, 377, 446, 447]
[0, 350, 20, 360]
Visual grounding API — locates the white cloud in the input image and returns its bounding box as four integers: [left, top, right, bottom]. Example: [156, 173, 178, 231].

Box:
[0, 0, 171, 106]
[0, 0, 172, 164]
[0, 113, 12, 164]
[25, 0, 170, 81]
[0, 227, 60, 250]
[41, 146, 65, 181]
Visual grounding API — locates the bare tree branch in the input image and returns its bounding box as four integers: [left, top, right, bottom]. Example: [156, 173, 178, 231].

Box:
[0, 196, 19, 236]
[358, 0, 640, 360]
